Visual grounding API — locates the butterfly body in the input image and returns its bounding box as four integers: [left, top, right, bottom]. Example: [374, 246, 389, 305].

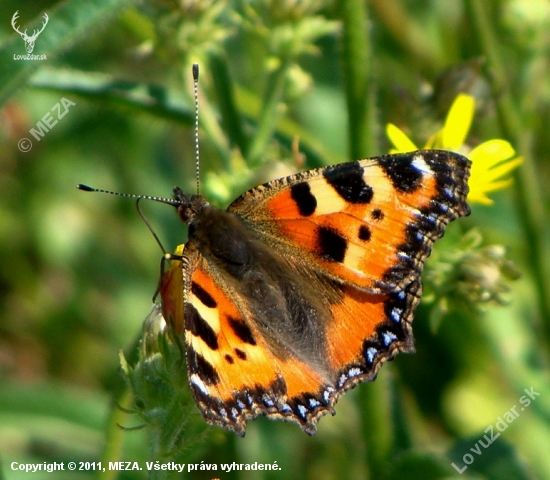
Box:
[160, 150, 470, 436]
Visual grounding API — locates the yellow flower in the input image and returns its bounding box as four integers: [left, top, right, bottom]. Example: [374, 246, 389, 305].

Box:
[386, 93, 523, 205]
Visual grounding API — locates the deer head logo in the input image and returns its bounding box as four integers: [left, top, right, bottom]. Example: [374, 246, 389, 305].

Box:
[11, 11, 49, 54]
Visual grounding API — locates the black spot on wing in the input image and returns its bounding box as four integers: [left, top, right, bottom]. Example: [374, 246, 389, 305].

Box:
[371, 208, 384, 221]
[323, 161, 373, 204]
[191, 281, 217, 308]
[358, 225, 371, 241]
[318, 226, 347, 262]
[423, 150, 471, 218]
[186, 303, 219, 350]
[290, 182, 317, 216]
[228, 316, 257, 345]
[188, 349, 220, 385]
[378, 151, 471, 288]
[235, 348, 247, 360]
[378, 154, 423, 193]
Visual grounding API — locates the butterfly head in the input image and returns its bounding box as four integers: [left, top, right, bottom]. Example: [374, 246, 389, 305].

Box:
[172, 186, 209, 225]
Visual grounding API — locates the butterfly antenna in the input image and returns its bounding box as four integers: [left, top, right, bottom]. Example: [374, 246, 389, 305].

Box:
[76, 184, 181, 255]
[192, 63, 200, 195]
[77, 184, 180, 207]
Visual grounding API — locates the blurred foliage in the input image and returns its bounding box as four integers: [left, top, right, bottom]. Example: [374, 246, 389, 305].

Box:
[1, 0, 550, 479]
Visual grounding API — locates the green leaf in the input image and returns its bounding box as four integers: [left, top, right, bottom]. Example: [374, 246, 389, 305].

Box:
[29, 67, 195, 124]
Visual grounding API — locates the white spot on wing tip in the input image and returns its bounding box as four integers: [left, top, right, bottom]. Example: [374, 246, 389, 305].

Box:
[412, 155, 433, 174]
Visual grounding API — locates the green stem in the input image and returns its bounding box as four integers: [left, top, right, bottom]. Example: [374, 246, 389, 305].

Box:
[99, 333, 143, 480]
[358, 373, 394, 479]
[208, 52, 249, 157]
[466, 0, 550, 345]
[339, 1, 391, 476]
[338, 0, 377, 159]
[246, 60, 290, 166]
[370, 0, 441, 75]
[98, 386, 132, 480]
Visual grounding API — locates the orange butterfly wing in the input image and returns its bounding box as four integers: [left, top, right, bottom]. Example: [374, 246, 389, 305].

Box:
[230, 151, 470, 292]
[180, 260, 338, 435]
[160, 150, 470, 435]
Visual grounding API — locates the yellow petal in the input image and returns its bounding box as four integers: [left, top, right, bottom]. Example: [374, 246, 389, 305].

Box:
[441, 94, 475, 150]
[468, 178, 514, 205]
[469, 139, 517, 167]
[468, 190, 494, 205]
[424, 131, 441, 149]
[478, 178, 514, 193]
[473, 157, 523, 184]
[386, 123, 418, 152]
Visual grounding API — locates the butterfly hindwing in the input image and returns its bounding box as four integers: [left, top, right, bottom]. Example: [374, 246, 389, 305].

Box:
[180, 253, 339, 435]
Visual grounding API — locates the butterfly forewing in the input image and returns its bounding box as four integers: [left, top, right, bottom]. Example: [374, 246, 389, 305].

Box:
[229, 150, 470, 293]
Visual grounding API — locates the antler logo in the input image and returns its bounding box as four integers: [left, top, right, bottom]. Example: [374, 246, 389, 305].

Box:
[11, 11, 49, 54]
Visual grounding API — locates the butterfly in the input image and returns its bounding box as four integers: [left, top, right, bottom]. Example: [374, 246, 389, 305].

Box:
[156, 149, 471, 436]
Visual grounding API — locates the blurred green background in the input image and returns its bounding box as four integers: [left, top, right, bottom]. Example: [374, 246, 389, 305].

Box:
[1, 1, 549, 479]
